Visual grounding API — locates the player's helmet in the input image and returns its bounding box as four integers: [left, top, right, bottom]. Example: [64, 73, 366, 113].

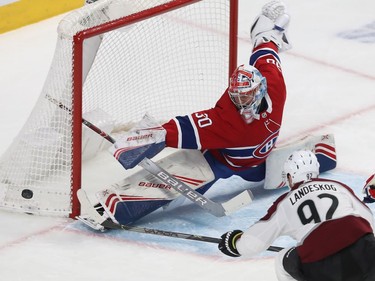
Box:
[228, 64, 267, 123]
[283, 150, 320, 189]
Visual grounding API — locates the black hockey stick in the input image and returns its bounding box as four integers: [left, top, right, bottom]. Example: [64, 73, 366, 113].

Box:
[47, 94, 253, 217]
[102, 219, 283, 252]
[77, 189, 283, 252]
[45, 95, 116, 143]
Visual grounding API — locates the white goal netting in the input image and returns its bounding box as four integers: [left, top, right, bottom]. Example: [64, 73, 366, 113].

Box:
[0, 0, 236, 217]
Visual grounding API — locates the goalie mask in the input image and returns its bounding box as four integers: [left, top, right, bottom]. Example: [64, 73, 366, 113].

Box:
[283, 150, 320, 189]
[228, 64, 267, 124]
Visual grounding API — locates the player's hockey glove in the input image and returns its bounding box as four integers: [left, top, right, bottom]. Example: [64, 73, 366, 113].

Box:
[363, 174, 375, 203]
[218, 230, 243, 257]
[250, 0, 291, 52]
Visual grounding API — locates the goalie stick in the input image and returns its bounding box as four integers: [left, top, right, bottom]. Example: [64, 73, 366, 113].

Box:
[77, 189, 283, 252]
[46, 95, 253, 217]
[138, 157, 253, 216]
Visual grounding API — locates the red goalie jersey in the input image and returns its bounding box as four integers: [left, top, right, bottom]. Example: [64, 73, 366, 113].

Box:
[162, 42, 286, 171]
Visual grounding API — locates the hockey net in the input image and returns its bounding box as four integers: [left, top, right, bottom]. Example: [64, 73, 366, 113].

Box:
[0, 0, 238, 218]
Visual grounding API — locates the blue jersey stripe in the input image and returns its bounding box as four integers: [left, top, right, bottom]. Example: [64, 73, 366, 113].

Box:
[249, 48, 281, 66]
[175, 116, 199, 149]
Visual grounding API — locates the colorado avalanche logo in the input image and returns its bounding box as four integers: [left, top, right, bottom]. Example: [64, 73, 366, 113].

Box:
[253, 131, 279, 158]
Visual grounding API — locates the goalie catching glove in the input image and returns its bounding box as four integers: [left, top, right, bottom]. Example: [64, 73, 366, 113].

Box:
[218, 230, 243, 257]
[110, 114, 166, 169]
[363, 174, 375, 203]
[250, 0, 291, 52]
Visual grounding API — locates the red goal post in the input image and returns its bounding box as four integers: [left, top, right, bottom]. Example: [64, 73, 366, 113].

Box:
[0, 0, 238, 218]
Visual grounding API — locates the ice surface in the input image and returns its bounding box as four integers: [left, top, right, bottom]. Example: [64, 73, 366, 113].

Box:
[0, 0, 375, 280]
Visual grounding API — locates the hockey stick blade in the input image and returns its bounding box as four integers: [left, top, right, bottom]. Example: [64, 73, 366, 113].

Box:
[77, 190, 282, 251]
[139, 158, 254, 217]
[221, 189, 254, 215]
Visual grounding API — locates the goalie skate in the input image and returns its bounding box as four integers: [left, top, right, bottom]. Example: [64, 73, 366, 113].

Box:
[76, 189, 110, 231]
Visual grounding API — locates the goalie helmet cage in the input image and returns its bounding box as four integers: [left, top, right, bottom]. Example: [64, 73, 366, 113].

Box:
[0, 0, 238, 218]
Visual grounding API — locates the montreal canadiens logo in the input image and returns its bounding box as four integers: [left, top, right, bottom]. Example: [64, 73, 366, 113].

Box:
[253, 131, 279, 158]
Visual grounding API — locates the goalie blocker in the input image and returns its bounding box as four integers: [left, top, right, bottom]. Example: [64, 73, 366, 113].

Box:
[110, 113, 167, 170]
[79, 133, 337, 226]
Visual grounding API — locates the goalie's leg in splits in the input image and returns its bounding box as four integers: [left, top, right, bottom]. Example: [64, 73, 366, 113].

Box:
[94, 149, 265, 225]
[196, 150, 266, 195]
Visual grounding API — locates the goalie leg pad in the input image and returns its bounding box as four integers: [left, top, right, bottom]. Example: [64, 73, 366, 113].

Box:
[98, 149, 215, 224]
[264, 134, 337, 189]
[105, 197, 172, 225]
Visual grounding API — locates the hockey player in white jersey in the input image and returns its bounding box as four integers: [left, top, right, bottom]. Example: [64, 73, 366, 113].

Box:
[362, 173, 375, 203]
[218, 150, 375, 280]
